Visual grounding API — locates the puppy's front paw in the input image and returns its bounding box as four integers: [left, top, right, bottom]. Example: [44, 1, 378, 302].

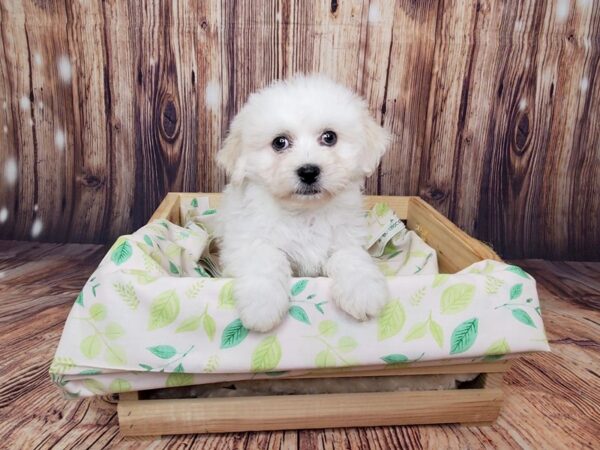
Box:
[234, 276, 289, 332]
[331, 269, 390, 321]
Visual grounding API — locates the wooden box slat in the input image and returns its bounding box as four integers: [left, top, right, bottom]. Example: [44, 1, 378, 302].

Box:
[118, 386, 503, 436]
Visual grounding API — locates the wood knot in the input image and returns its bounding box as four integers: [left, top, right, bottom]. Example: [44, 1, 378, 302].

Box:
[514, 113, 530, 153]
[427, 188, 446, 202]
[497, 82, 504, 98]
[81, 174, 104, 189]
[160, 97, 179, 141]
[200, 20, 208, 30]
[330, 0, 339, 14]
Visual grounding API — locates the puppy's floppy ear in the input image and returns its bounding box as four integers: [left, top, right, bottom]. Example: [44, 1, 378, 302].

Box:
[217, 119, 246, 185]
[360, 113, 391, 176]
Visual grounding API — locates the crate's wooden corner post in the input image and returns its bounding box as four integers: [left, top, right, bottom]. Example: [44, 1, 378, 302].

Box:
[458, 365, 508, 427]
[406, 197, 501, 273]
[149, 193, 181, 224]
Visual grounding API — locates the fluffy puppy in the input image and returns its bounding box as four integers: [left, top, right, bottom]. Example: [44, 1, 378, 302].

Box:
[217, 74, 390, 332]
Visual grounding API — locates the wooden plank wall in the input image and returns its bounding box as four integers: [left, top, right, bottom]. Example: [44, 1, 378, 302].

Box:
[0, 0, 598, 260]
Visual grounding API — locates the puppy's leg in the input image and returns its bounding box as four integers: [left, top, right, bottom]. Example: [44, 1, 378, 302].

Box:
[223, 240, 291, 332]
[327, 247, 390, 320]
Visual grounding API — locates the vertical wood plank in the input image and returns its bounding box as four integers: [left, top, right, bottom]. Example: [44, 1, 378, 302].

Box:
[539, 0, 600, 259]
[0, 1, 37, 241]
[25, 1, 74, 242]
[568, 2, 600, 260]
[419, 0, 479, 218]
[130, 1, 199, 231]
[376, 1, 439, 196]
[0, 1, 26, 240]
[64, 1, 110, 242]
[101, 1, 136, 242]
[357, 0, 395, 195]
[196, 1, 226, 193]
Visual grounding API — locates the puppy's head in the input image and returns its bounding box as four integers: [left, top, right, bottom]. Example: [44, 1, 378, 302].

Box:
[218, 74, 390, 205]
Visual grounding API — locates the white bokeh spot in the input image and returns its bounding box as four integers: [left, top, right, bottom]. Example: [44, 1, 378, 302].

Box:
[57, 55, 72, 83]
[580, 77, 589, 92]
[519, 98, 528, 111]
[368, 4, 381, 23]
[20, 96, 31, 111]
[33, 52, 43, 66]
[556, 0, 570, 22]
[577, 0, 591, 8]
[205, 81, 220, 112]
[0, 207, 8, 224]
[4, 158, 17, 185]
[515, 20, 525, 32]
[55, 128, 66, 151]
[3, 125, 7, 134]
[31, 218, 43, 238]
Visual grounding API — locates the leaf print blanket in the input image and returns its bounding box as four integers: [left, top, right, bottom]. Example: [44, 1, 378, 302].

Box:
[50, 197, 549, 397]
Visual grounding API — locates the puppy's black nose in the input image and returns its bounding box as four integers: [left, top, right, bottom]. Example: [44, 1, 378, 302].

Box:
[297, 164, 321, 185]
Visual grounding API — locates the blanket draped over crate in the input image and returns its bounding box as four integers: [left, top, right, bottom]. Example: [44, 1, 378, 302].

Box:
[50, 197, 550, 397]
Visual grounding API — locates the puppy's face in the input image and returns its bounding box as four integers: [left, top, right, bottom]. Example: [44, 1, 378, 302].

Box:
[218, 75, 390, 205]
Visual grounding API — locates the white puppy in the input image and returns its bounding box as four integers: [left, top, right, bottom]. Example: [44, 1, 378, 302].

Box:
[217, 74, 391, 332]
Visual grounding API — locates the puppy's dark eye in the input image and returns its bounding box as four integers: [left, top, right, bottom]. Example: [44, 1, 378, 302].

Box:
[319, 130, 337, 146]
[272, 136, 290, 152]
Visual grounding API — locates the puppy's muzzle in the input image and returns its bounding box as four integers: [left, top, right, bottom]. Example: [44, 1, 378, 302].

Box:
[296, 164, 320, 185]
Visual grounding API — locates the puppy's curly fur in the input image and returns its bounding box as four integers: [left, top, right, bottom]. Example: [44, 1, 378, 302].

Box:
[217, 75, 391, 332]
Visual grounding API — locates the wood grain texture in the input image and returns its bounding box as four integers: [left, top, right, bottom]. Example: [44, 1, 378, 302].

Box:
[118, 389, 503, 436]
[0, 242, 598, 448]
[0, 0, 599, 260]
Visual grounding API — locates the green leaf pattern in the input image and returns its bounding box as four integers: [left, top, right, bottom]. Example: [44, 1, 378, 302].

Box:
[290, 279, 308, 296]
[450, 318, 479, 354]
[111, 239, 132, 265]
[377, 300, 405, 340]
[220, 318, 249, 349]
[148, 290, 180, 330]
[218, 281, 235, 309]
[251, 336, 282, 372]
[113, 282, 139, 309]
[483, 338, 510, 361]
[441, 283, 475, 314]
[510, 283, 523, 300]
[289, 305, 311, 325]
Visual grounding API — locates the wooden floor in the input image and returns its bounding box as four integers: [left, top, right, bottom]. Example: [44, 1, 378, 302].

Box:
[0, 241, 598, 449]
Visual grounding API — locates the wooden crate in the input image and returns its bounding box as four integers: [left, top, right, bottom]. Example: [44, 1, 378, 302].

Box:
[117, 193, 506, 436]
